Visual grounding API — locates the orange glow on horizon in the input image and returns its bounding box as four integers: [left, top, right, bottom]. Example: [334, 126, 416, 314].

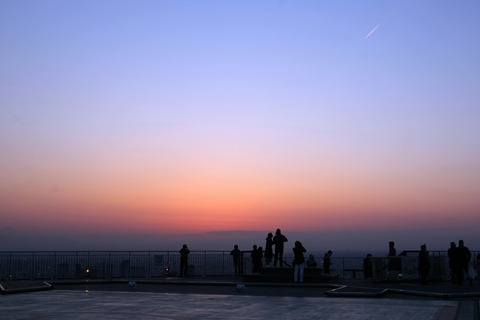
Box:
[2, 152, 479, 236]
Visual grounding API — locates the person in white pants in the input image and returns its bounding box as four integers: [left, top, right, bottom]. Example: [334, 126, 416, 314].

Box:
[293, 241, 306, 283]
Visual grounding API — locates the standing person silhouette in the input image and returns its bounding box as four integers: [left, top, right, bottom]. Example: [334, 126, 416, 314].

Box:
[418, 244, 430, 284]
[179, 244, 190, 277]
[264, 232, 274, 265]
[447, 242, 457, 283]
[273, 229, 288, 267]
[456, 240, 472, 285]
[251, 245, 262, 273]
[388, 241, 396, 257]
[323, 250, 333, 274]
[230, 245, 242, 276]
[292, 241, 306, 282]
[387, 241, 401, 277]
[363, 254, 373, 279]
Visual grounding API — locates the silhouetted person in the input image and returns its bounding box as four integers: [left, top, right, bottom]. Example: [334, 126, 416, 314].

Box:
[363, 254, 373, 279]
[265, 232, 274, 265]
[388, 241, 396, 256]
[292, 241, 306, 282]
[456, 240, 472, 285]
[250, 245, 257, 272]
[323, 250, 332, 274]
[273, 229, 288, 267]
[179, 244, 190, 277]
[306, 254, 317, 268]
[387, 241, 401, 274]
[251, 245, 262, 273]
[448, 242, 457, 283]
[230, 244, 243, 276]
[257, 246, 264, 270]
[418, 244, 430, 284]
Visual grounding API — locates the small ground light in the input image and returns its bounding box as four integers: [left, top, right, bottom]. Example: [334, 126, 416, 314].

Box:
[85, 268, 90, 292]
[164, 267, 170, 276]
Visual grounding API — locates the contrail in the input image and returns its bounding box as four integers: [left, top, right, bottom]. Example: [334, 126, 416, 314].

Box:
[365, 23, 381, 39]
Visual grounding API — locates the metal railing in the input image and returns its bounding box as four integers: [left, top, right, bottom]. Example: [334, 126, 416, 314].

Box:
[0, 251, 235, 280]
[0, 250, 477, 281]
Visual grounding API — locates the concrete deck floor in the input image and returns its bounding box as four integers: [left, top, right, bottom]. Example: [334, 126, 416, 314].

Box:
[1, 277, 479, 319]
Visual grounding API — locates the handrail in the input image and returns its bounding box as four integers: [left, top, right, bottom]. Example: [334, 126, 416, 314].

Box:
[0, 250, 477, 281]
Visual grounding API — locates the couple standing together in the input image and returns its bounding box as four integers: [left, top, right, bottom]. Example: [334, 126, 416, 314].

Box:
[266, 229, 306, 283]
[265, 228, 289, 267]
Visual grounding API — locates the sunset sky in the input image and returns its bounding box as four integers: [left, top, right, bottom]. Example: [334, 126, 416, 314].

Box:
[1, 1, 479, 252]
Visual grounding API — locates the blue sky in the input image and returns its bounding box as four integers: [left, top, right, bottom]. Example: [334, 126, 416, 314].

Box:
[1, 1, 480, 252]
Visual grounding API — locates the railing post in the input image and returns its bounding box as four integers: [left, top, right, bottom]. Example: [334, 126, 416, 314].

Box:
[75, 251, 78, 279]
[53, 252, 57, 280]
[109, 251, 112, 280]
[31, 252, 35, 280]
[167, 251, 170, 275]
[7, 252, 11, 281]
[147, 251, 151, 279]
[203, 251, 207, 276]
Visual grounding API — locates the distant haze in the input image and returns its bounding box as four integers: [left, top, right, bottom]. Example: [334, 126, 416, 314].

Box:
[1, 226, 476, 253]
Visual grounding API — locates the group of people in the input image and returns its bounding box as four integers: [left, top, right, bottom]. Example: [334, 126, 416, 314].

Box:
[448, 240, 477, 286]
[179, 237, 478, 284]
[267, 228, 289, 267]
[292, 246, 332, 282]
[231, 228, 333, 283]
[361, 240, 478, 285]
[229, 229, 290, 278]
[417, 240, 479, 285]
[230, 228, 290, 276]
[417, 240, 477, 285]
[176, 228, 305, 279]
[179, 234, 299, 278]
